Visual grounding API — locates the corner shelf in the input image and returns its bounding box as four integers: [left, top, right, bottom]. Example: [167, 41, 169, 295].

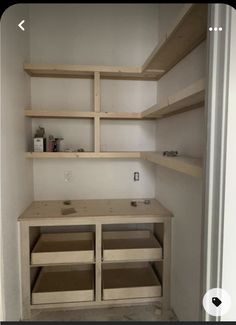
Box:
[24, 63, 163, 81]
[142, 4, 208, 77]
[141, 152, 202, 178]
[142, 79, 205, 118]
[26, 151, 202, 178]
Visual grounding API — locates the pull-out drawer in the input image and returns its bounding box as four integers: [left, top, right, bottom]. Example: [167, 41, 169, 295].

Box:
[31, 232, 94, 265]
[102, 263, 161, 300]
[32, 266, 94, 304]
[103, 230, 162, 262]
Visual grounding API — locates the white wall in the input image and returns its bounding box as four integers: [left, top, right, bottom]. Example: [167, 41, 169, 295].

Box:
[0, 4, 33, 320]
[155, 4, 205, 321]
[221, 6, 236, 321]
[29, 4, 159, 200]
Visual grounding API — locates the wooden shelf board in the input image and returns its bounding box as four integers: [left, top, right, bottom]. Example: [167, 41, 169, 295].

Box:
[141, 152, 202, 178]
[26, 152, 141, 159]
[24, 63, 164, 81]
[18, 199, 172, 221]
[25, 110, 143, 120]
[142, 79, 205, 118]
[142, 4, 208, 76]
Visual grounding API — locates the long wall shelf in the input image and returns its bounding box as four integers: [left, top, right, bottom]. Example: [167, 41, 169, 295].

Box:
[26, 152, 141, 159]
[25, 110, 143, 120]
[25, 79, 205, 120]
[26, 151, 203, 178]
[23, 64, 163, 81]
[142, 4, 207, 77]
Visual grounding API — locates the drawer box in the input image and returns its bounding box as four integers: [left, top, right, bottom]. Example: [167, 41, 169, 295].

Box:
[31, 232, 94, 265]
[103, 230, 162, 262]
[32, 267, 94, 304]
[103, 264, 161, 300]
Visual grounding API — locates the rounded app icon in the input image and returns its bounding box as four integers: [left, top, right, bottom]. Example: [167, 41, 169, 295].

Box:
[203, 288, 231, 317]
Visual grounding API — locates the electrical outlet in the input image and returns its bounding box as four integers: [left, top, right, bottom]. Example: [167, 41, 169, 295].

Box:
[64, 170, 72, 182]
[134, 172, 139, 181]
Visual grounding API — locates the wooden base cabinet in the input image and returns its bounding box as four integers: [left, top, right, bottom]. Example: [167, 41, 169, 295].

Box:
[18, 199, 172, 320]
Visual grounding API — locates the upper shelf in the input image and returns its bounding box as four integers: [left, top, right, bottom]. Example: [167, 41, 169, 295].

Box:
[23, 64, 163, 81]
[142, 4, 208, 77]
[23, 5, 207, 83]
[25, 79, 204, 120]
[142, 79, 205, 118]
[24, 110, 143, 120]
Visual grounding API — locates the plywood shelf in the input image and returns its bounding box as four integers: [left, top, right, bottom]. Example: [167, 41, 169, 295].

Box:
[141, 152, 202, 178]
[25, 110, 143, 120]
[25, 152, 141, 159]
[24, 63, 163, 81]
[31, 232, 94, 265]
[102, 264, 161, 300]
[103, 230, 162, 262]
[32, 267, 94, 304]
[142, 4, 207, 77]
[142, 79, 205, 118]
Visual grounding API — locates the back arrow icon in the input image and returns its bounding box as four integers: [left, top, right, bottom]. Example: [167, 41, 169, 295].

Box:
[18, 20, 25, 31]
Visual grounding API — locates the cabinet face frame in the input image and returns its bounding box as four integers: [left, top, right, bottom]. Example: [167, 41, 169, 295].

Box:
[19, 216, 171, 320]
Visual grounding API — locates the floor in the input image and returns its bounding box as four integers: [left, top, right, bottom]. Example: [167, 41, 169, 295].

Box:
[31, 305, 178, 321]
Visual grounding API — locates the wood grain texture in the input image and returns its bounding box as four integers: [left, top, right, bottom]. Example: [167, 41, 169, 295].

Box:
[142, 4, 208, 75]
[141, 152, 203, 178]
[23, 63, 163, 80]
[20, 223, 31, 320]
[141, 79, 205, 118]
[25, 152, 141, 159]
[18, 199, 172, 222]
[94, 117, 100, 152]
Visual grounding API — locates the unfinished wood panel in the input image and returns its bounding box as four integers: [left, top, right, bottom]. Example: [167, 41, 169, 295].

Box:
[103, 264, 161, 300]
[25, 110, 95, 119]
[141, 79, 205, 118]
[25, 152, 141, 159]
[95, 224, 102, 302]
[30, 296, 162, 310]
[32, 267, 94, 304]
[94, 117, 100, 152]
[94, 72, 101, 112]
[20, 223, 31, 320]
[25, 110, 143, 120]
[18, 199, 172, 221]
[142, 4, 207, 74]
[98, 112, 142, 119]
[141, 152, 203, 178]
[23, 63, 163, 80]
[162, 220, 171, 314]
[31, 232, 94, 265]
[103, 230, 162, 262]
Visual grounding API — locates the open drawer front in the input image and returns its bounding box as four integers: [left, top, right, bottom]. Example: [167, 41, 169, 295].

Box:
[31, 232, 94, 265]
[32, 266, 94, 304]
[102, 230, 162, 262]
[102, 263, 162, 300]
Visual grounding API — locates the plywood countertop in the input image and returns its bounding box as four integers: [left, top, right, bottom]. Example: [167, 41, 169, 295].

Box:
[18, 199, 172, 223]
